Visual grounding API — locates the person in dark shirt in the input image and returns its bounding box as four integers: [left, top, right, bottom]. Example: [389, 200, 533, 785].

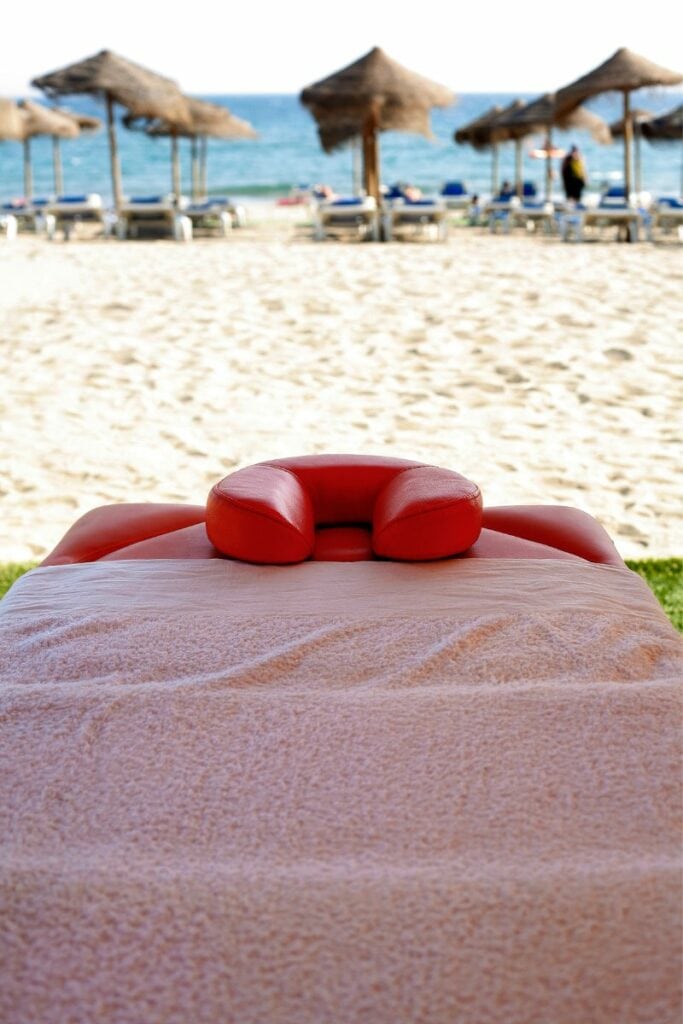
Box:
[561, 146, 587, 201]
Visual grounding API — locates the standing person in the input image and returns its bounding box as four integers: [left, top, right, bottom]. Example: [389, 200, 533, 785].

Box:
[561, 145, 587, 201]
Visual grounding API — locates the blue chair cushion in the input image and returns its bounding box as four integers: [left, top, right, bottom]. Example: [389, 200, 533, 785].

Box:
[604, 186, 626, 198]
[659, 196, 683, 209]
[130, 195, 166, 204]
[56, 194, 89, 203]
[522, 182, 537, 197]
[329, 197, 364, 206]
[441, 182, 466, 196]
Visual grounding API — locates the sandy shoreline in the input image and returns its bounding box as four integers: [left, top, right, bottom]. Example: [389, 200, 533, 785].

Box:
[1, 220, 681, 563]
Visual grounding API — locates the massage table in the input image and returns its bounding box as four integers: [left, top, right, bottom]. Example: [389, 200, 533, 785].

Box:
[1, 455, 681, 1024]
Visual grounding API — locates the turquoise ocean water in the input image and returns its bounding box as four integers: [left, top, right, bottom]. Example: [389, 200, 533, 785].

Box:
[1, 91, 681, 203]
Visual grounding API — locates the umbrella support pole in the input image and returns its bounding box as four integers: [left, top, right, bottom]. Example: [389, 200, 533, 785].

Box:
[200, 136, 208, 200]
[634, 123, 642, 195]
[106, 95, 123, 214]
[623, 91, 633, 202]
[491, 143, 499, 196]
[352, 137, 362, 195]
[191, 138, 200, 201]
[171, 132, 181, 205]
[52, 136, 63, 195]
[362, 118, 380, 205]
[515, 139, 523, 197]
[23, 138, 32, 200]
[545, 129, 553, 201]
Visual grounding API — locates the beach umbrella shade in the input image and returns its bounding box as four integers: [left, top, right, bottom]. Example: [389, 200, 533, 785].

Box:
[17, 100, 79, 198]
[454, 104, 506, 194]
[32, 50, 191, 211]
[300, 47, 454, 202]
[609, 108, 652, 193]
[554, 48, 683, 199]
[641, 103, 683, 195]
[0, 97, 25, 141]
[492, 93, 611, 200]
[126, 97, 257, 200]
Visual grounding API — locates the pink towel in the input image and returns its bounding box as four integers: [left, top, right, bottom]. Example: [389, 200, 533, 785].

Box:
[1, 559, 681, 1024]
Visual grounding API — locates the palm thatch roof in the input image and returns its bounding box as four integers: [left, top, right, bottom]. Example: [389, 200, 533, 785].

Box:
[641, 103, 683, 142]
[555, 48, 683, 116]
[32, 49, 190, 128]
[18, 99, 80, 140]
[454, 105, 504, 150]
[124, 97, 257, 140]
[300, 46, 454, 151]
[494, 93, 611, 143]
[55, 107, 102, 133]
[0, 97, 24, 140]
[609, 108, 653, 136]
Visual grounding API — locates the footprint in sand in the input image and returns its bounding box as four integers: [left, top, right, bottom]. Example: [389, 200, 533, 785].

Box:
[604, 348, 634, 362]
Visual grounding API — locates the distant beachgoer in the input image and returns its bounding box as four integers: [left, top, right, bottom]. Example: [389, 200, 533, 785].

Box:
[496, 181, 515, 201]
[561, 146, 587, 201]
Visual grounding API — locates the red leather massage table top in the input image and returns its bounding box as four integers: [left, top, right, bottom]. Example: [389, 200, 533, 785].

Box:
[41, 455, 624, 568]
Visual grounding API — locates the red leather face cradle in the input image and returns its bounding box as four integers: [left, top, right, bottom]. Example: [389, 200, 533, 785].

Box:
[205, 456, 483, 564]
[41, 454, 625, 568]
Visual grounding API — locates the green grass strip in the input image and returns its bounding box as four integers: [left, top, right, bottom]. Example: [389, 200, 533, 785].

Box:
[625, 558, 682, 633]
[0, 558, 681, 632]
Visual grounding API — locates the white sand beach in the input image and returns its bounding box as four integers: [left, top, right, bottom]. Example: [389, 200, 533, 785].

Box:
[1, 217, 681, 563]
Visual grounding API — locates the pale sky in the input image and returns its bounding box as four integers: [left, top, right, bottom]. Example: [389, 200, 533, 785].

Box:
[2, 0, 682, 97]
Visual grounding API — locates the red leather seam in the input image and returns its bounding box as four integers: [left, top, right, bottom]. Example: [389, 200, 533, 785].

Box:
[375, 485, 481, 527]
[210, 491, 311, 544]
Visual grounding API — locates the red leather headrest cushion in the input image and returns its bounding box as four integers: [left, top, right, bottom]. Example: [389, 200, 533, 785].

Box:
[206, 456, 482, 564]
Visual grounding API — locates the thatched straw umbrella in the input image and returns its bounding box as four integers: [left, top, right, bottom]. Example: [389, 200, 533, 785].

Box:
[0, 98, 25, 141]
[17, 100, 79, 198]
[554, 48, 683, 199]
[492, 93, 611, 200]
[454, 105, 505, 195]
[126, 97, 257, 201]
[609, 109, 652, 194]
[188, 100, 257, 200]
[300, 47, 454, 202]
[32, 50, 190, 211]
[641, 104, 683, 195]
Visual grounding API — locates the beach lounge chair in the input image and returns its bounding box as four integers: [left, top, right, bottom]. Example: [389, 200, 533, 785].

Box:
[559, 186, 647, 242]
[507, 198, 555, 234]
[116, 195, 192, 241]
[313, 196, 379, 241]
[485, 195, 517, 233]
[652, 196, 683, 238]
[44, 193, 111, 240]
[1, 197, 55, 235]
[383, 197, 449, 241]
[439, 181, 471, 209]
[185, 196, 247, 235]
[1, 453, 680, 1024]
[0, 213, 18, 240]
